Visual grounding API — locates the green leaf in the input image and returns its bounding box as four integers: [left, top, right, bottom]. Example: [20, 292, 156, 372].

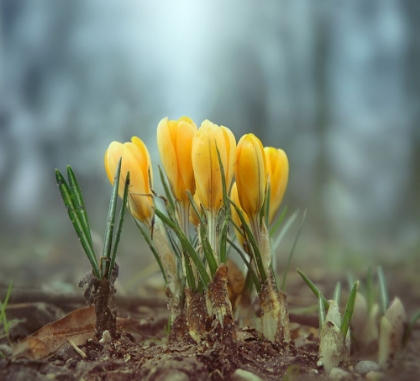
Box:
[101, 157, 122, 277]
[272, 210, 298, 253]
[186, 190, 205, 226]
[67, 166, 93, 249]
[227, 237, 260, 292]
[108, 171, 130, 279]
[133, 218, 167, 284]
[56, 169, 100, 279]
[199, 220, 218, 277]
[215, 145, 229, 217]
[154, 208, 211, 285]
[297, 268, 330, 311]
[263, 182, 271, 228]
[340, 281, 359, 337]
[366, 266, 374, 314]
[269, 205, 288, 236]
[219, 221, 229, 264]
[333, 281, 341, 306]
[402, 309, 420, 348]
[229, 198, 267, 283]
[0, 280, 12, 335]
[377, 266, 389, 315]
[183, 254, 196, 292]
[158, 165, 176, 213]
[281, 210, 306, 291]
[318, 293, 326, 330]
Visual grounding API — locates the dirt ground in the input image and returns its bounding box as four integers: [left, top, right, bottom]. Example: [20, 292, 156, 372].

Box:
[0, 252, 419, 380]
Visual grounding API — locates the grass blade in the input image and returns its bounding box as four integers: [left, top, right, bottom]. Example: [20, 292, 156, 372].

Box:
[67, 166, 93, 249]
[227, 237, 260, 292]
[154, 208, 210, 285]
[133, 218, 167, 284]
[0, 280, 12, 335]
[281, 210, 306, 291]
[272, 210, 298, 253]
[158, 165, 176, 213]
[102, 157, 122, 276]
[186, 190, 205, 226]
[269, 205, 288, 236]
[199, 220, 218, 277]
[219, 221, 229, 264]
[340, 281, 359, 337]
[108, 171, 130, 279]
[333, 281, 341, 306]
[56, 169, 100, 278]
[318, 293, 326, 330]
[402, 309, 420, 348]
[263, 183, 271, 228]
[377, 266, 389, 315]
[297, 268, 330, 311]
[366, 266, 374, 314]
[216, 145, 229, 218]
[229, 198, 267, 283]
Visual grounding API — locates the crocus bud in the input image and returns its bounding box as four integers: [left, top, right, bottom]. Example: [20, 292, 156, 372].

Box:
[264, 147, 289, 223]
[105, 137, 154, 226]
[157, 117, 197, 203]
[192, 120, 236, 212]
[235, 134, 267, 218]
[230, 182, 249, 247]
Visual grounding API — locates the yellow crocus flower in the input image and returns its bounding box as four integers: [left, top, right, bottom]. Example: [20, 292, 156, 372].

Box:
[235, 134, 267, 218]
[157, 117, 197, 203]
[191, 120, 236, 213]
[230, 182, 249, 248]
[264, 147, 289, 223]
[104, 137, 154, 226]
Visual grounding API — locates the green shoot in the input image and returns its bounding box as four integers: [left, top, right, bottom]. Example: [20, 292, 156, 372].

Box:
[109, 172, 130, 278]
[154, 208, 211, 285]
[101, 158, 122, 276]
[158, 166, 176, 214]
[67, 166, 93, 249]
[229, 198, 267, 283]
[0, 280, 13, 340]
[56, 159, 129, 280]
[56, 169, 100, 278]
[281, 210, 306, 291]
[366, 266, 374, 313]
[377, 266, 389, 315]
[297, 269, 330, 311]
[272, 210, 298, 253]
[227, 237, 260, 292]
[402, 309, 420, 348]
[340, 281, 359, 337]
[133, 218, 167, 284]
[269, 205, 288, 236]
[333, 282, 341, 306]
[318, 293, 326, 330]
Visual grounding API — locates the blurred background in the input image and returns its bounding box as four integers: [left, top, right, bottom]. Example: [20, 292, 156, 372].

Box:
[0, 0, 419, 292]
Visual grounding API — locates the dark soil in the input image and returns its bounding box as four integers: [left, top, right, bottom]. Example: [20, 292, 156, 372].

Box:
[1, 265, 419, 380]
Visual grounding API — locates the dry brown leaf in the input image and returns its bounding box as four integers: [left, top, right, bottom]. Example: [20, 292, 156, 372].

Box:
[12, 306, 96, 360]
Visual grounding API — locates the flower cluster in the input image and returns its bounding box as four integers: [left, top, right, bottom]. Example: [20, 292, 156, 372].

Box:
[104, 116, 289, 343]
[104, 118, 288, 235]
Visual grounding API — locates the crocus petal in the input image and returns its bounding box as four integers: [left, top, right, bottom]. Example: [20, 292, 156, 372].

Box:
[192, 120, 236, 212]
[236, 134, 266, 217]
[265, 147, 288, 223]
[157, 116, 196, 202]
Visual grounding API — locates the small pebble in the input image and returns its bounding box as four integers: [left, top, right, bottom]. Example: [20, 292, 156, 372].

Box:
[355, 360, 381, 375]
[329, 367, 351, 380]
[232, 369, 263, 381]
